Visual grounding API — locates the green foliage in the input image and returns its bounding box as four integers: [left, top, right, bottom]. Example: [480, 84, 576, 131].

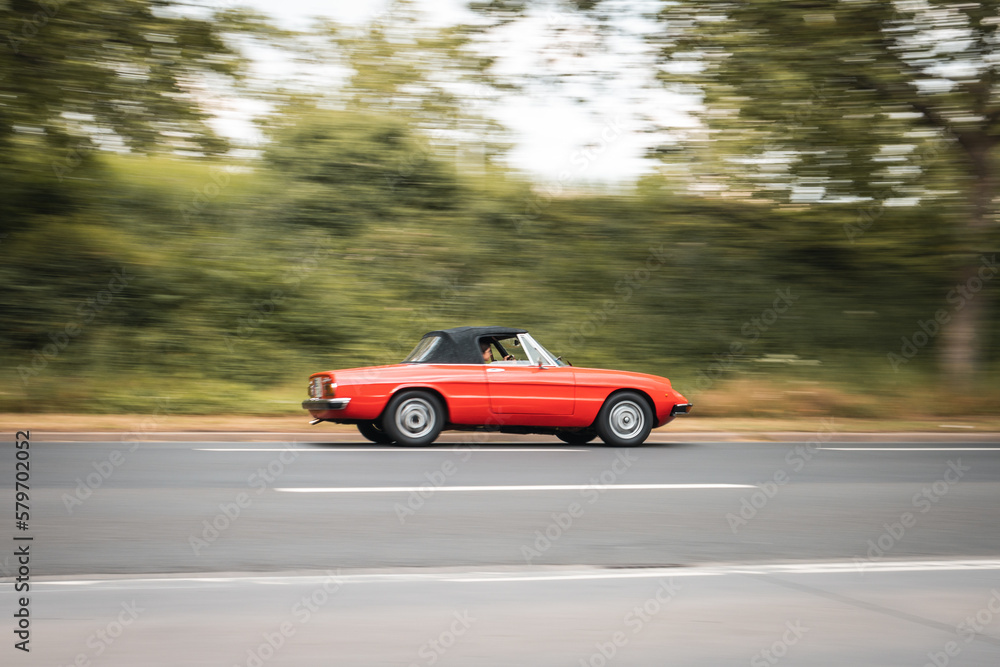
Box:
[1, 1, 997, 414]
[654, 1, 996, 206]
[0, 0, 244, 154]
[2, 126, 996, 414]
[650, 0, 1000, 381]
[263, 108, 461, 232]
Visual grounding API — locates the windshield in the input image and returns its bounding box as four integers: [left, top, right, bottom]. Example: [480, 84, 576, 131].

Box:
[402, 336, 441, 363]
[530, 336, 570, 366]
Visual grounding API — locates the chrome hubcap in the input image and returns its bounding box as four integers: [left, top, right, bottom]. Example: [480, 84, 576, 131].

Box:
[609, 400, 644, 440]
[396, 398, 435, 438]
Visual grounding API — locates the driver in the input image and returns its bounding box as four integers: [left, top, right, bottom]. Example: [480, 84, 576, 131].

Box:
[481, 338, 514, 363]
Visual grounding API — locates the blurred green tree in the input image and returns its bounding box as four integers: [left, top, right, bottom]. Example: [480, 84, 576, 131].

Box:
[652, 0, 1000, 383]
[0, 0, 248, 156]
[262, 106, 462, 232]
[298, 0, 511, 172]
[0, 0, 276, 236]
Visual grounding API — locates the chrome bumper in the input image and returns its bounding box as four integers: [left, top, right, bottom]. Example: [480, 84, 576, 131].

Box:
[670, 403, 693, 416]
[302, 398, 351, 411]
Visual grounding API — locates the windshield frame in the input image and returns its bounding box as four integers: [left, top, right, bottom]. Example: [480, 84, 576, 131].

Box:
[518, 333, 567, 367]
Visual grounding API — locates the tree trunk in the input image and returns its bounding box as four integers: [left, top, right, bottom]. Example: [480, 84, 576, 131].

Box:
[938, 134, 996, 387]
[938, 263, 986, 383]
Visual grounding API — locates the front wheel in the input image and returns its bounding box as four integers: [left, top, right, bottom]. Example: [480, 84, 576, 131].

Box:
[358, 421, 393, 444]
[595, 392, 653, 447]
[382, 391, 444, 447]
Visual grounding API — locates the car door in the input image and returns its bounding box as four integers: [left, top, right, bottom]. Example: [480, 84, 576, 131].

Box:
[486, 364, 575, 414]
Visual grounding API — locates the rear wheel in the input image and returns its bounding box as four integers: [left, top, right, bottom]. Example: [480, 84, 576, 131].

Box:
[357, 421, 393, 444]
[595, 392, 653, 447]
[556, 430, 597, 445]
[382, 390, 444, 447]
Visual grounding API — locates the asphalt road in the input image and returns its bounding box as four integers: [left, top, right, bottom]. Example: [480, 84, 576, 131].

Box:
[3, 434, 1000, 665]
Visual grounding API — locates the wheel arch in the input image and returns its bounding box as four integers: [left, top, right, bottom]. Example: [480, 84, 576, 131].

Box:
[384, 385, 451, 424]
[595, 388, 656, 424]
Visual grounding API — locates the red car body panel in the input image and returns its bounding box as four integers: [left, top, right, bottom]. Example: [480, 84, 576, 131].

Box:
[305, 363, 688, 430]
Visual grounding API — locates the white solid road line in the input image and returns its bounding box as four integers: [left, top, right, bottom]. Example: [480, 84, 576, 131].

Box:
[823, 447, 1000, 451]
[196, 447, 584, 452]
[275, 483, 754, 493]
[22, 558, 1000, 590]
[453, 558, 1000, 582]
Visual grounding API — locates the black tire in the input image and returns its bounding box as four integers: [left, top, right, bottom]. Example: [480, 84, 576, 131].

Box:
[357, 421, 393, 444]
[381, 390, 445, 447]
[556, 430, 597, 445]
[595, 391, 653, 447]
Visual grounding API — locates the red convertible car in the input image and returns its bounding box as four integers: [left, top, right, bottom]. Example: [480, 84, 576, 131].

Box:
[302, 326, 691, 447]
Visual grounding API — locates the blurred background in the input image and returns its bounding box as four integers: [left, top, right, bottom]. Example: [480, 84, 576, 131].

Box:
[1, 0, 998, 419]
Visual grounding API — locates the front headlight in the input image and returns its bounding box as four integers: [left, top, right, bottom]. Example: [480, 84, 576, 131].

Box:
[309, 376, 336, 397]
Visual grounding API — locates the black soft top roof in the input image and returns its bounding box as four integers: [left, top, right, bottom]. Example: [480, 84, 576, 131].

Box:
[414, 326, 527, 364]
